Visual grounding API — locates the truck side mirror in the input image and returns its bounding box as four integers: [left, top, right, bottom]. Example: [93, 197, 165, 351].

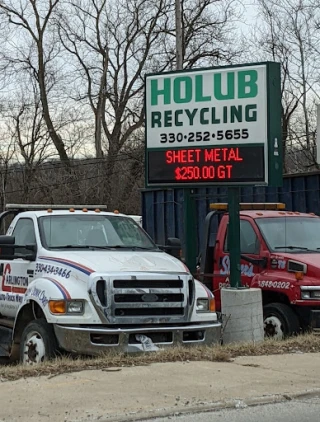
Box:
[23, 244, 37, 261]
[0, 235, 15, 259]
[166, 237, 182, 259]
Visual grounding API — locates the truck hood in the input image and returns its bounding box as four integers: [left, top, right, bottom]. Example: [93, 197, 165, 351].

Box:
[278, 253, 320, 283]
[39, 250, 188, 275]
[280, 253, 320, 267]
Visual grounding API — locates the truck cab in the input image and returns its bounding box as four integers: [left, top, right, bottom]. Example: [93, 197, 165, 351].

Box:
[0, 204, 221, 364]
[199, 203, 320, 339]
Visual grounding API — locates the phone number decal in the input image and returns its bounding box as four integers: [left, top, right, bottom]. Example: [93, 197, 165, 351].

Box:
[258, 281, 290, 289]
[35, 263, 71, 279]
[160, 129, 249, 144]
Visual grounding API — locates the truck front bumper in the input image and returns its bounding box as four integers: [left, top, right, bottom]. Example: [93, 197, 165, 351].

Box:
[54, 322, 221, 355]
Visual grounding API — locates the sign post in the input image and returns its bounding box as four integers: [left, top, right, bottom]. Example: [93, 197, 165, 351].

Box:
[145, 62, 282, 283]
[228, 187, 241, 288]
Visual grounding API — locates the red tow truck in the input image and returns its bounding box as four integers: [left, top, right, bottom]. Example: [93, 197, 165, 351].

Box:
[198, 202, 320, 338]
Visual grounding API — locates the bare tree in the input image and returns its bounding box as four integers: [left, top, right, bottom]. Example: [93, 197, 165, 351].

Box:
[0, 0, 72, 168]
[57, 0, 239, 207]
[255, 0, 320, 172]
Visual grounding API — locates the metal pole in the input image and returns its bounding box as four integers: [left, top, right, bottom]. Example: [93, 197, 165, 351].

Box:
[227, 187, 241, 288]
[175, 0, 196, 272]
[175, 0, 183, 70]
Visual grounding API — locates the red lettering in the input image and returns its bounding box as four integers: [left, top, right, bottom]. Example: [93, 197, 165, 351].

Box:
[226, 165, 232, 178]
[221, 148, 228, 161]
[194, 149, 201, 162]
[1, 263, 11, 293]
[228, 148, 243, 162]
[180, 150, 187, 163]
[235, 147, 243, 161]
[187, 150, 194, 163]
[214, 149, 221, 162]
[0, 263, 25, 294]
[204, 149, 214, 162]
[166, 151, 173, 164]
[173, 150, 181, 162]
[217, 166, 225, 179]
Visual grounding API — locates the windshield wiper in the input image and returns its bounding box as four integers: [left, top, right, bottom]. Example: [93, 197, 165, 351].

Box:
[106, 245, 159, 250]
[274, 245, 317, 252]
[50, 244, 158, 251]
[50, 245, 113, 250]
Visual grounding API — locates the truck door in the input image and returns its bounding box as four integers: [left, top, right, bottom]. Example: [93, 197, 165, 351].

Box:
[0, 218, 36, 318]
[214, 218, 262, 308]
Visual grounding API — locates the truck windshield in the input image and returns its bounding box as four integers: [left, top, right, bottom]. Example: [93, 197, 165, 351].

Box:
[38, 215, 157, 250]
[256, 217, 320, 253]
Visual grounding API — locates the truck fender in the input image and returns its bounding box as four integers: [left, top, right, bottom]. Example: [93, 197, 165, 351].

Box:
[11, 277, 67, 360]
[195, 279, 214, 299]
[190, 279, 218, 323]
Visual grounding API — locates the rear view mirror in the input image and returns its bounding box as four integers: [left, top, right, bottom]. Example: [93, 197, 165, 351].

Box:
[0, 235, 15, 258]
[165, 237, 182, 259]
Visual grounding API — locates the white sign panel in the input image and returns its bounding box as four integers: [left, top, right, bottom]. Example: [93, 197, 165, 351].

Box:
[145, 65, 267, 149]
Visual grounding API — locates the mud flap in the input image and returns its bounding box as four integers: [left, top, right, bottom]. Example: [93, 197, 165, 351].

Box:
[0, 326, 12, 357]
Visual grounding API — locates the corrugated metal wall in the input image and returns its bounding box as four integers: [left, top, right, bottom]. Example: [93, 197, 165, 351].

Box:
[142, 171, 320, 255]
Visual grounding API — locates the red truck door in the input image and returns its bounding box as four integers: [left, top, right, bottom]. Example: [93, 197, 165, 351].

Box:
[214, 217, 263, 310]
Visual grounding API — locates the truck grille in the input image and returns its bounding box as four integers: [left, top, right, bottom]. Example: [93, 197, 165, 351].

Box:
[92, 274, 191, 325]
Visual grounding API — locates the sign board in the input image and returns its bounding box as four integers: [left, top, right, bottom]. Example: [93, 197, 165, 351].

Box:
[145, 62, 282, 187]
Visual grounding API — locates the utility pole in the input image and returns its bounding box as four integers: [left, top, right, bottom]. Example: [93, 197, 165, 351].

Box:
[175, 0, 183, 70]
[175, 0, 197, 273]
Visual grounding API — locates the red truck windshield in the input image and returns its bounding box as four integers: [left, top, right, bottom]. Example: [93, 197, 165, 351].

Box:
[256, 217, 320, 253]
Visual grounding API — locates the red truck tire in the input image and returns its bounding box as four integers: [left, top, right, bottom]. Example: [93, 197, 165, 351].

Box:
[263, 303, 300, 339]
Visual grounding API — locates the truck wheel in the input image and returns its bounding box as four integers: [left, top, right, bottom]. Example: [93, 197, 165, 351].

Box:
[20, 319, 58, 365]
[263, 303, 300, 339]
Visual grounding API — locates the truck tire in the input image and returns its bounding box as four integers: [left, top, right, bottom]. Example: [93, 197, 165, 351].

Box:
[263, 303, 300, 339]
[19, 319, 58, 365]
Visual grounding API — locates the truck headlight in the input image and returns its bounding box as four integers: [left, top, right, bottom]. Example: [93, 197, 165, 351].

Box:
[49, 300, 85, 315]
[301, 291, 310, 299]
[196, 298, 215, 313]
[300, 290, 320, 300]
[67, 300, 84, 314]
[196, 298, 209, 312]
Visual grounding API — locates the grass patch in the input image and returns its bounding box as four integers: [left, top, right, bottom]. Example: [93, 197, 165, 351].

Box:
[1, 333, 319, 382]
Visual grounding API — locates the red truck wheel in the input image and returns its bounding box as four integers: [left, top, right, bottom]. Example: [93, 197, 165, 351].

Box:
[263, 303, 300, 339]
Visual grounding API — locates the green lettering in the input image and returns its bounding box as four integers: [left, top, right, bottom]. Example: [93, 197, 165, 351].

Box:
[164, 110, 172, 127]
[174, 77, 192, 103]
[175, 110, 183, 126]
[230, 106, 242, 123]
[245, 104, 257, 121]
[214, 72, 235, 100]
[200, 108, 209, 125]
[185, 109, 198, 125]
[151, 111, 162, 128]
[195, 75, 211, 102]
[238, 70, 258, 98]
[151, 78, 171, 106]
[211, 108, 220, 124]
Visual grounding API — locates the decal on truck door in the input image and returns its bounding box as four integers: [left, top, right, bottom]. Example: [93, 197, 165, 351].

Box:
[219, 255, 255, 277]
[1, 263, 28, 294]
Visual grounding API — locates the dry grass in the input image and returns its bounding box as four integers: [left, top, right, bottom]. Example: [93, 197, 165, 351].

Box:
[1, 333, 319, 382]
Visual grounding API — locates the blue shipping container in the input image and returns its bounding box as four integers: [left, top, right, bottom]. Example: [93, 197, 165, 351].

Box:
[142, 171, 320, 256]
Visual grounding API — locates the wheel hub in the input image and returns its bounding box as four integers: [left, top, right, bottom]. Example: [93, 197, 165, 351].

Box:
[23, 332, 46, 365]
[264, 316, 284, 340]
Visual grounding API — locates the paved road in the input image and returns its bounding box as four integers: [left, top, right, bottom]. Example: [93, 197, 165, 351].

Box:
[140, 397, 320, 422]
